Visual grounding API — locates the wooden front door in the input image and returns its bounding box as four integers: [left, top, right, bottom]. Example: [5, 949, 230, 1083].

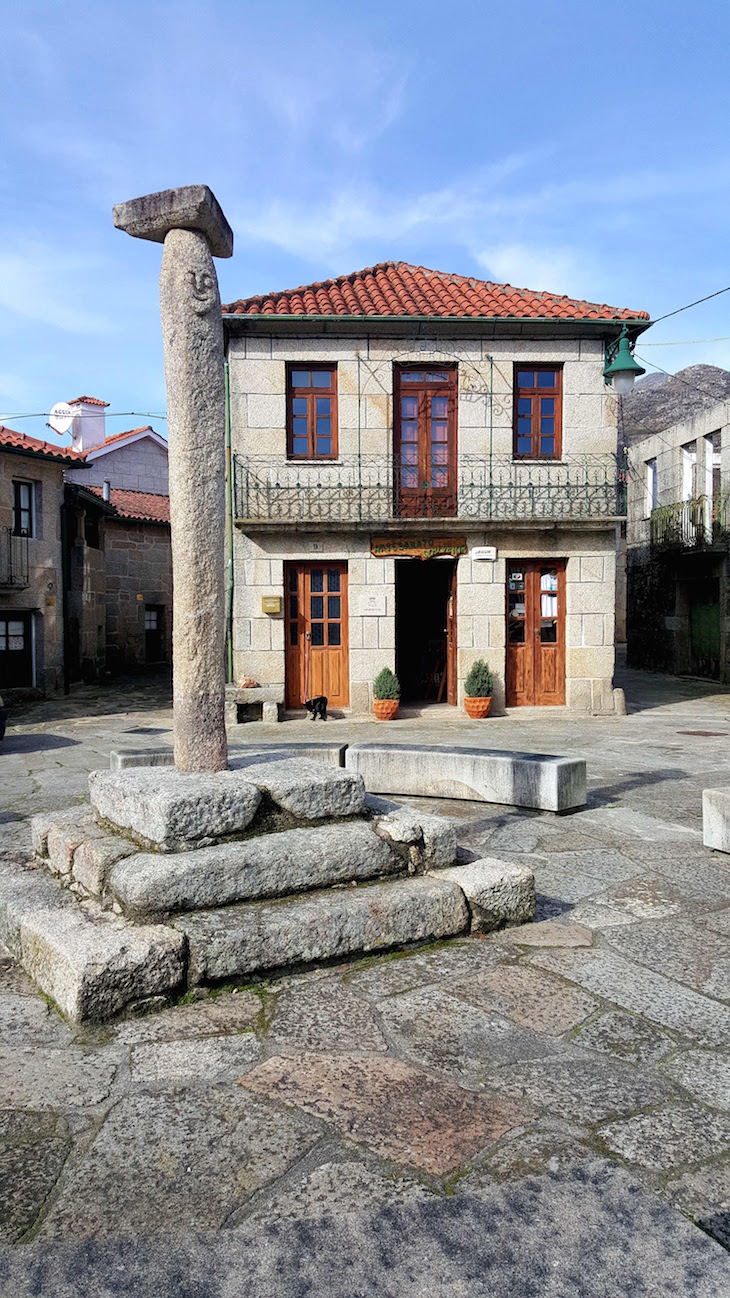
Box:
[285, 562, 349, 708]
[506, 560, 566, 706]
[395, 366, 457, 518]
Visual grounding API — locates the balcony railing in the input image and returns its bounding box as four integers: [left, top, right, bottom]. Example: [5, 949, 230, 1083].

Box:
[233, 453, 626, 525]
[650, 494, 730, 550]
[0, 527, 29, 588]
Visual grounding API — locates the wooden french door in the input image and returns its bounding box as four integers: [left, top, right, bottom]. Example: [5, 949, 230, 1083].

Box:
[395, 366, 457, 518]
[506, 560, 565, 706]
[285, 562, 349, 708]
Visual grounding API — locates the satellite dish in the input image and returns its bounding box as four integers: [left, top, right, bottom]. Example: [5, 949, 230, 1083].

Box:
[48, 402, 74, 436]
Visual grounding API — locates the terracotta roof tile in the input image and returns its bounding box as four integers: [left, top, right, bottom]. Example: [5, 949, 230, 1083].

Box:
[223, 262, 649, 323]
[67, 395, 110, 407]
[96, 425, 159, 448]
[0, 426, 86, 462]
[85, 485, 170, 524]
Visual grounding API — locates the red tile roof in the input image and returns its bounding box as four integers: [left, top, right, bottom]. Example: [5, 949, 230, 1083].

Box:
[68, 395, 109, 407]
[0, 425, 86, 462]
[223, 262, 649, 322]
[85, 485, 170, 524]
[94, 425, 158, 449]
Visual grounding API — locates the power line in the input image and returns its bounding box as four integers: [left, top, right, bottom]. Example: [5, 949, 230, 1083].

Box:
[641, 336, 730, 347]
[0, 411, 167, 423]
[651, 285, 730, 326]
[633, 354, 730, 405]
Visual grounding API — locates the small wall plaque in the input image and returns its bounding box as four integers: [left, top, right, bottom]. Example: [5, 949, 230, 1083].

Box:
[261, 595, 282, 615]
[472, 546, 497, 562]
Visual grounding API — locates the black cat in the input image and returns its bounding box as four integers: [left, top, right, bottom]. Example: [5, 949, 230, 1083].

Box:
[304, 696, 328, 721]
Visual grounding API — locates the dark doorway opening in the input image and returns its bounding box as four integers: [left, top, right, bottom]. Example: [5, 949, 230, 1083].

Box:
[145, 605, 165, 664]
[688, 577, 720, 679]
[395, 559, 456, 703]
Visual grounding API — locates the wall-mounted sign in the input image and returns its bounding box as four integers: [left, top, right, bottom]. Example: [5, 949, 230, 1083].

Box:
[261, 595, 282, 615]
[472, 546, 497, 562]
[371, 536, 467, 560]
[357, 591, 387, 617]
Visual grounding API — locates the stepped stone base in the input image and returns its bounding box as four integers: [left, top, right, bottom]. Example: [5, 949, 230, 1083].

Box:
[173, 877, 471, 984]
[12, 755, 537, 1022]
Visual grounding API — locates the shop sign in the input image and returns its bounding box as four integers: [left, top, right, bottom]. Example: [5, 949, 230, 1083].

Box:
[370, 536, 467, 560]
[472, 546, 497, 562]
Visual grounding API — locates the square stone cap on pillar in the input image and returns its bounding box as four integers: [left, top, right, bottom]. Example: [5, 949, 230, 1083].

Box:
[112, 184, 233, 258]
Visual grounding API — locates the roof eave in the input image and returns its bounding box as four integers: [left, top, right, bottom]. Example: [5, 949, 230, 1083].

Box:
[0, 443, 87, 467]
[223, 312, 652, 339]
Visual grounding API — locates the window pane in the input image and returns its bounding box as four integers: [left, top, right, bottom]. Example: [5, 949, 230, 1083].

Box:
[8, 621, 24, 636]
[315, 397, 331, 415]
[310, 569, 324, 592]
[327, 595, 340, 619]
[289, 623, 298, 647]
[426, 372, 449, 382]
[432, 467, 448, 487]
[518, 397, 532, 416]
[540, 620, 558, 642]
[327, 569, 341, 591]
[291, 369, 310, 386]
[431, 421, 448, 444]
[401, 396, 418, 418]
[312, 370, 332, 387]
[316, 418, 331, 438]
[289, 595, 298, 620]
[401, 467, 418, 487]
[509, 571, 525, 589]
[311, 595, 324, 619]
[540, 417, 554, 436]
[541, 569, 558, 590]
[311, 623, 324, 646]
[292, 397, 308, 416]
[316, 437, 331, 456]
[292, 436, 309, 456]
[431, 398, 448, 418]
[401, 444, 418, 466]
[432, 443, 448, 466]
[517, 436, 532, 456]
[289, 569, 298, 592]
[540, 397, 555, 415]
[509, 621, 525, 643]
[540, 436, 555, 456]
[538, 370, 556, 388]
[402, 371, 423, 382]
[508, 594, 525, 615]
[328, 623, 341, 646]
[401, 423, 418, 446]
[0, 632, 5, 652]
[517, 371, 535, 388]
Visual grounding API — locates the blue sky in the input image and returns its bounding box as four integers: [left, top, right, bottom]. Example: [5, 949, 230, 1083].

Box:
[1, 0, 729, 444]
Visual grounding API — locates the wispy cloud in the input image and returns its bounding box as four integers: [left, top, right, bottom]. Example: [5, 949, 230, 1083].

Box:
[0, 242, 113, 333]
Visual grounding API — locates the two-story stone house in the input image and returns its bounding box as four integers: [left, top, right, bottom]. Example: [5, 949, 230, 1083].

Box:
[624, 389, 730, 681]
[224, 263, 649, 716]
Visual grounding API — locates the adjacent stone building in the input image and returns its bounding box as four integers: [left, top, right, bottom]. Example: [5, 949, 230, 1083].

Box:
[623, 370, 730, 680]
[224, 263, 649, 716]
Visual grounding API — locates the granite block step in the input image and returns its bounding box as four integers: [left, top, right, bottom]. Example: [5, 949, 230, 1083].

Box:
[109, 820, 403, 918]
[173, 876, 470, 984]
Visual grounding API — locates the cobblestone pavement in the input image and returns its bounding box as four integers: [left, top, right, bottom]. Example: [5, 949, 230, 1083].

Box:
[3, 668, 730, 1294]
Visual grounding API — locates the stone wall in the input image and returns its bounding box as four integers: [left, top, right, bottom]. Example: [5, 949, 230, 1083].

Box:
[66, 437, 169, 494]
[0, 452, 65, 695]
[104, 520, 172, 673]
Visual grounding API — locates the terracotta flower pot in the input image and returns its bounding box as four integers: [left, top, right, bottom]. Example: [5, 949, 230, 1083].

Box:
[373, 698, 399, 721]
[464, 695, 492, 719]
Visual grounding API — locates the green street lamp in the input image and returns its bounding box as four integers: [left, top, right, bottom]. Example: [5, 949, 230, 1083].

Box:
[604, 325, 646, 394]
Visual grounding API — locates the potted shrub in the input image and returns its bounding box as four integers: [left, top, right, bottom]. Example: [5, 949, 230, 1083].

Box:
[373, 667, 400, 720]
[464, 659, 493, 719]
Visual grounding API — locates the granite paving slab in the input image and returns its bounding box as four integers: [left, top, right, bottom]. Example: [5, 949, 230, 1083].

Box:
[0, 991, 71, 1047]
[530, 947, 730, 1047]
[480, 1055, 670, 1125]
[503, 918, 593, 947]
[376, 986, 565, 1084]
[451, 964, 601, 1036]
[573, 1010, 678, 1066]
[601, 917, 730, 1000]
[0, 1111, 71, 1243]
[460, 1119, 596, 1182]
[664, 1159, 730, 1251]
[661, 1048, 730, 1111]
[37, 1088, 321, 1239]
[241, 1052, 530, 1174]
[130, 1034, 261, 1084]
[267, 980, 388, 1055]
[343, 937, 512, 1002]
[0, 1046, 118, 1110]
[112, 989, 262, 1044]
[568, 874, 690, 929]
[599, 1099, 730, 1172]
[235, 1155, 436, 1230]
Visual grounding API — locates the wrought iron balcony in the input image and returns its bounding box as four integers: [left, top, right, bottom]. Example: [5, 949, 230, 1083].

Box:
[233, 453, 626, 526]
[0, 527, 29, 589]
[650, 494, 730, 550]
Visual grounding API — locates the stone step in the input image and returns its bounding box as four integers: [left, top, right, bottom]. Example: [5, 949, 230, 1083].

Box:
[108, 820, 404, 918]
[173, 876, 471, 984]
[0, 858, 185, 1021]
[109, 741, 348, 772]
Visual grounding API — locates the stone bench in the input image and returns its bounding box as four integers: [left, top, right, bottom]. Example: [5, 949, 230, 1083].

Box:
[703, 788, 730, 853]
[224, 684, 284, 725]
[345, 743, 586, 813]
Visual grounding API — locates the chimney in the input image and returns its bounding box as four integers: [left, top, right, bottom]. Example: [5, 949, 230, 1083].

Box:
[102, 480, 111, 502]
[68, 396, 109, 452]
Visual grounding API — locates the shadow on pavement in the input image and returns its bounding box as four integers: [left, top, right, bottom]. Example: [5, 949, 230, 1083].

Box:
[586, 766, 689, 808]
[0, 733, 78, 754]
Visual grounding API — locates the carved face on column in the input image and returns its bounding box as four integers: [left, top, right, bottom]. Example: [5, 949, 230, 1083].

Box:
[190, 268, 218, 315]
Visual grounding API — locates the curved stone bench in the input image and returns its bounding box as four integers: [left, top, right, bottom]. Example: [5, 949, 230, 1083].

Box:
[345, 743, 586, 813]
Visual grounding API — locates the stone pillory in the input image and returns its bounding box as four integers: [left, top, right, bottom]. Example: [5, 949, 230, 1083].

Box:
[113, 185, 233, 773]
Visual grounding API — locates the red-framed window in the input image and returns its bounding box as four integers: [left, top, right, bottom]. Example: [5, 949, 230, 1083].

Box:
[287, 364, 338, 459]
[513, 365, 563, 459]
